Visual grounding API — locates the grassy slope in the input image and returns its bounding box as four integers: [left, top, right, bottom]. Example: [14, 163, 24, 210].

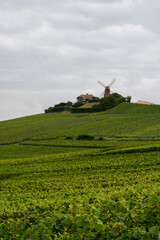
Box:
[0, 103, 160, 144]
[80, 102, 100, 108]
[1, 141, 160, 238]
[108, 102, 160, 114]
[1, 103, 160, 238]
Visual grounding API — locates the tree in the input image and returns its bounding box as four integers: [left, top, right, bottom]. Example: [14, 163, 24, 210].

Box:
[73, 102, 83, 108]
[126, 96, 132, 102]
[66, 101, 73, 106]
[100, 95, 115, 110]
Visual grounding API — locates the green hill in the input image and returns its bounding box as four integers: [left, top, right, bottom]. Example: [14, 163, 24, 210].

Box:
[0, 103, 160, 144]
[108, 102, 160, 114]
[1, 102, 160, 239]
[79, 102, 100, 108]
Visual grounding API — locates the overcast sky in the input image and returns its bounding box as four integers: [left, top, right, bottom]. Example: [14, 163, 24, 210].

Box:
[0, 0, 160, 121]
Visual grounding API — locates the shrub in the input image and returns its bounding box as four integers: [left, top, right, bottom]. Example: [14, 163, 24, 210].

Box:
[126, 96, 132, 102]
[71, 107, 101, 113]
[98, 136, 104, 141]
[66, 101, 73, 106]
[73, 102, 83, 108]
[88, 97, 100, 103]
[45, 107, 54, 113]
[45, 92, 131, 114]
[65, 136, 73, 140]
[54, 102, 66, 108]
[100, 95, 115, 111]
[51, 107, 65, 112]
[77, 134, 94, 140]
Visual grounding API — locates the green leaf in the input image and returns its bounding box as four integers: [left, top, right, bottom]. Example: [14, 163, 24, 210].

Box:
[149, 226, 159, 236]
[97, 219, 103, 225]
[133, 231, 139, 239]
[118, 213, 127, 221]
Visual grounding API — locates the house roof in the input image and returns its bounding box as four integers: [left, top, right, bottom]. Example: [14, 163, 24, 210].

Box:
[77, 94, 95, 100]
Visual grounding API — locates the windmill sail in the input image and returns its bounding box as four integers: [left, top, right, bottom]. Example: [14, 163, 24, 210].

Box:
[97, 79, 116, 98]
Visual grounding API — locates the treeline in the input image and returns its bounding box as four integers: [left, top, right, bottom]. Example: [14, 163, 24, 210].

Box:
[45, 93, 131, 113]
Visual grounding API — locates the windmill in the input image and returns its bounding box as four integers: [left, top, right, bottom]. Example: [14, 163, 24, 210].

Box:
[98, 79, 116, 98]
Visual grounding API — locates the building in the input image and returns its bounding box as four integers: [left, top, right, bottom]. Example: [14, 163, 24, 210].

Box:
[77, 94, 95, 103]
[137, 100, 154, 105]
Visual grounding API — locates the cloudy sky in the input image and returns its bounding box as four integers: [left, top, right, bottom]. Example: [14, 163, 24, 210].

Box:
[0, 0, 160, 121]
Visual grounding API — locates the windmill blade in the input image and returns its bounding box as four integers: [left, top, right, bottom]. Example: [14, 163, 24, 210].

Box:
[100, 91, 104, 98]
[98, 81, 106, 88]
[109, 79, 116, 87]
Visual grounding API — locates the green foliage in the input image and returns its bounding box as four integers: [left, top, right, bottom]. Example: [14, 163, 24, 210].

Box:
[1, 103, 160, 144]
[77, 134, 94, 140]
[108, 102, 160, 114]
[80, 102, 100, 109]
[45, 102, 73, 113]
[88, 97, 100, 103]
[45, 106, 54, 113]
[73, 102, 83, 108]
[54, 102, 67, 107]
[65, 136, 73, 140]
[1, 139, 160, 239]
[45, 92, 127, 113]
[126, 96, 132, 102]
[100, 95, 115, 110]
[1, 104, 160, 239]
[49, 107, 66, 112]
[99, 93, 126, 111]
[65, 101, 73, 106]
[112, 92, 123, 99]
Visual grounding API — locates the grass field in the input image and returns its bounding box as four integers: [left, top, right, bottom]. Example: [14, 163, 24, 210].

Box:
[1, 103, 160, 144]
[0, 103, 160, 239]
[80, 102, 100, 108]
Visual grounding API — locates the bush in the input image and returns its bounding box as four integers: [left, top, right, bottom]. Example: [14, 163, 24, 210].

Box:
[71, 107, 101, 113]
[45, 93, 131, 114]
[98, 136, 104, 141]
[99, 93, 127, 111]
[88, 97, 100, 103]
[51, 107, 65, 112]
[45, 107, 54, 113]
[54, 102, 66, 108]
[66, 101, 73, 106]
[73, 102, 83, 108]
[65, 136, 73, 140]
[77, 134, 94, 140]
[100, 95, 115, 111]
[126, 96, 132, 102]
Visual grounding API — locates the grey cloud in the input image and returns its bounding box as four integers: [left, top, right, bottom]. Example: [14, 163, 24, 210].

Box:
[0, 0, 160, 120]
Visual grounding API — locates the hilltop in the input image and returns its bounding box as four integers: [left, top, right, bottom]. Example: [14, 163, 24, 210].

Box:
[1, 102, 160, 144]
[45, 92, 130, 113]
[108, 102, 160, 114]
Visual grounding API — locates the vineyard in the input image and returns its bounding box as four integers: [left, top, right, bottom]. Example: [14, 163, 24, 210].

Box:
[0, 103, 160, 239]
